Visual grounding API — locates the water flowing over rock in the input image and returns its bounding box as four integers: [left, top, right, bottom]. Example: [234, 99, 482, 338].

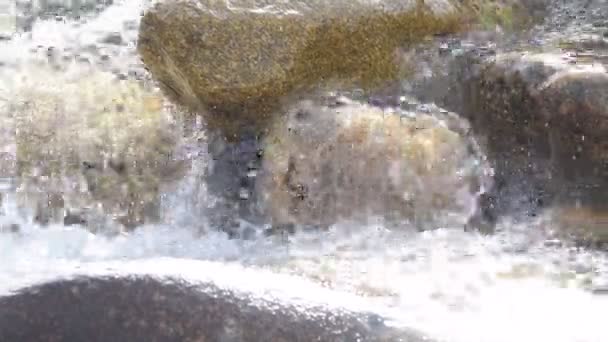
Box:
[446, 52, 607, 240]
[257, 96, 492, 232]
[406, 0, 608, 243]
[3, 0, 115, 37]
[1, 64, 188, 231]
[0, 276, 422, 342]
[137, 0, 477, 140]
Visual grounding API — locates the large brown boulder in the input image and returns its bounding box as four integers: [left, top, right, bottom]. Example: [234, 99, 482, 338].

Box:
[137, 0, 478, 140]
[540, 66, 608, 244]
[429, 51, 607, 240]
[457, 52, 557, 215]
[541, 69, 608, 197]
[472, 53, 606, 205]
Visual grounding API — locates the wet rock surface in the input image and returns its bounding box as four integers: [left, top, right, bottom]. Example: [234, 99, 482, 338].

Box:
[258, 96, 492, 232]
[137, 0, 476, 140]
[409, 0, 608, 241]
[202, 131, 266, 238]
[0, 64, 188, 232]
[0, 276, 420, 342]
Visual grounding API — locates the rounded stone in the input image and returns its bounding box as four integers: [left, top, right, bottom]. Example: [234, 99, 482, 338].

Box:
[257, 97, 490, 231]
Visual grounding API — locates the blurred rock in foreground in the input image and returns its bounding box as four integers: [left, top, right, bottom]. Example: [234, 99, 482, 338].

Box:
[0, 276, 423, 342]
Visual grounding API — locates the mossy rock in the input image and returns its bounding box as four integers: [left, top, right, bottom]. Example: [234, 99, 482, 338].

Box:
[137, 0, 479, 140]
[257, 97, 490, 231]
[5, 64, 187, 231]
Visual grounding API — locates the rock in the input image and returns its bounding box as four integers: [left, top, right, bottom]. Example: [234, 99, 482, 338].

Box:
[2, 64, 188, 231]
[203, 131, 266, 237]
[0, 276, 421, 342]
[549, 206, 608, 245]
[257, 96, 491, 231]
[541, 68, 608, 203]
[137, 0, 476, 140]
[429, 51, 608, 219]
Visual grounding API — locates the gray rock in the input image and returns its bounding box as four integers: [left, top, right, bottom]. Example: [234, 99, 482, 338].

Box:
[0, 276, 424, 342]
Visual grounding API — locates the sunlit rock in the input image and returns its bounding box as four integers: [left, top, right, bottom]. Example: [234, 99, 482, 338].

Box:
[2, 64, 187, 231]
[257, 97, 490, 231]
[137, 0, 478, 140]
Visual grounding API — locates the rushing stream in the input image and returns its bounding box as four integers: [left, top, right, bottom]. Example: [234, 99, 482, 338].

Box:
[1, 1, 607, 342]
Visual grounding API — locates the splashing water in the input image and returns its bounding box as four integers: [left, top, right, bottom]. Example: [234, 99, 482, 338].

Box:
[0, 1, 607, 342]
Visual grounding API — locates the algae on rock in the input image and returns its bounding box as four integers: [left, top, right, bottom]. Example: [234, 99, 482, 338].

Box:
[137, 0, 475, 140]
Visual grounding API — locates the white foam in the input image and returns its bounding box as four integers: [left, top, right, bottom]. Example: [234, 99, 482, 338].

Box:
[0, 219, 606, 342]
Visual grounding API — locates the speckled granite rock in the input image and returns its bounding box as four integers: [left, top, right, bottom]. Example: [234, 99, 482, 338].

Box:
[257, 96, 492, 232]
[137, 0, 477, 140]
[541, 68, 608, 194]
[0, 276, 422, 342]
